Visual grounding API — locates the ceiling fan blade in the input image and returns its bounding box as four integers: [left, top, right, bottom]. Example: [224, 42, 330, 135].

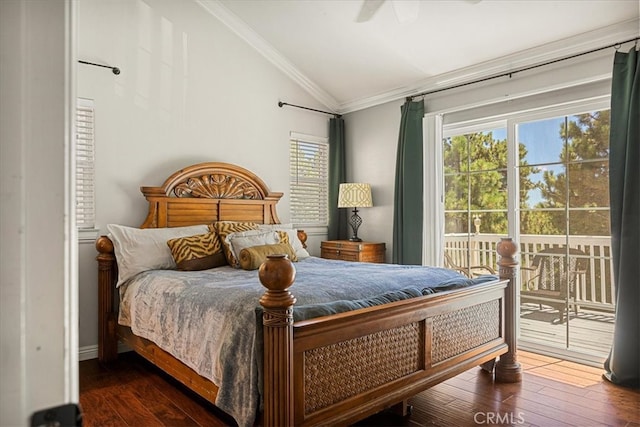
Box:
[391, 0, 420, 24]
[355, 0, 385, 23]
[356, 0, 480, 25]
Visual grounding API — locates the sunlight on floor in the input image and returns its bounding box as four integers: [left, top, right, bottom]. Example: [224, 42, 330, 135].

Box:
[520, 351, 606, 388]
[520, 303, 615, 362]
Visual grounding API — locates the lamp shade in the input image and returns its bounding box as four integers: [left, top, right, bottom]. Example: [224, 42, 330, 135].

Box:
[338, 183, 373, 208]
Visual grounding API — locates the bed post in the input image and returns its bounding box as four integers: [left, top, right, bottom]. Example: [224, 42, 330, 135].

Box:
[259, 254, 297, 427]
[96, 236, 118, 362]
[495, 237, 522, 383]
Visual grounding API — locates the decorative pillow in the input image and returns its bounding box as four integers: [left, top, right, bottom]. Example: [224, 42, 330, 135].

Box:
[106, 223, 209, 287]
[258, 224, 310, 259]
[209, 221, 260, 267]
[239, 243, 298, 271]
[167, 231, 227, 271]
[226, 230, 281, 268]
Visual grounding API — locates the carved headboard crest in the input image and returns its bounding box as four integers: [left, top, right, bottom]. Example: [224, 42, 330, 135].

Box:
[141, 162, 279, 201]
[137, 162, 283, 229]
[174, 174, 262, 199]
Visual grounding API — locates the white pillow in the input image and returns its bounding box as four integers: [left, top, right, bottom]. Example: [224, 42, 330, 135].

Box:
[227, 230, 280, 268]
[107, 223, 209, 287]
[258, 224, 310, 259]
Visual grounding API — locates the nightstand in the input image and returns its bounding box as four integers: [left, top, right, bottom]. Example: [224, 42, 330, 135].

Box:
[320, 240, 386, 263]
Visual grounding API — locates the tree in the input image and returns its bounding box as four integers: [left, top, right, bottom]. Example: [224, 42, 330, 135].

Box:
[534, 111, 610, 236]
[443, 110, 610, 237]
[444, 131, 539, 235]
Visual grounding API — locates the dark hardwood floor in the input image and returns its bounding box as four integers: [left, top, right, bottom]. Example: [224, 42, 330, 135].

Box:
[79, 351, 640, 427]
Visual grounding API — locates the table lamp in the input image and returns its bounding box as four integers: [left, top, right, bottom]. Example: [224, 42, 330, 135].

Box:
[337, 183, 373, 242]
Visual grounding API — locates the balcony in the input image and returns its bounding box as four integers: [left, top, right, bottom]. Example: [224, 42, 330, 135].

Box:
[445, 233, 615, 362]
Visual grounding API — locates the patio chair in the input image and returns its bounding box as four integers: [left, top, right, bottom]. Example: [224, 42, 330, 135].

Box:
[521, 247, 588, 323]
[444, 252, 496, 278]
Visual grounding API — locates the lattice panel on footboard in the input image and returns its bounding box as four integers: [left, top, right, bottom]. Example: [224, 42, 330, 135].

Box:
[303, 322, 422, 414]
[431, 300, 500, 363]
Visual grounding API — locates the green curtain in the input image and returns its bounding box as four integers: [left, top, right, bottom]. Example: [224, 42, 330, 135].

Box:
[392, 99, 425, 264]
[604, 47, 639, 387]
[328, 117, 348, 240]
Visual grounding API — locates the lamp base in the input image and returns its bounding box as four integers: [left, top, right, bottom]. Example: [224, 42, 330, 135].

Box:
[348, 208, 363, 242]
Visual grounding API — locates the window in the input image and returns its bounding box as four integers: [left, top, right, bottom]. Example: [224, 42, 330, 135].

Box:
[289, 133, 329, 226]
[76, 98, 95, 230]
[443, 123, 508, 275]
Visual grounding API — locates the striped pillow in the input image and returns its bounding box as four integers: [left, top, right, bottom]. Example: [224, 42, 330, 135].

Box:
[167, 230, 227, 271]
[276, 230, 290, 245]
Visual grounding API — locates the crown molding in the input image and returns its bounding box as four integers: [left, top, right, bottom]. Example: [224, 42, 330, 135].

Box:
[197, 0, 341, 112]
[338, 18, 639, 114]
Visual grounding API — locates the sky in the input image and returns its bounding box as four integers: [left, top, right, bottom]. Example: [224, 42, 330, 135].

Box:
[487, 116, 567, 207]
[490, 116, 566, 165]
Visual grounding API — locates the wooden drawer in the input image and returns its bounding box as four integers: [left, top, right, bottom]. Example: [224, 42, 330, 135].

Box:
[320, 240, 385, 263]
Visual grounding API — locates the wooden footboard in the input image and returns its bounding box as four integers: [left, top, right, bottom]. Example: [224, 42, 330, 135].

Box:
[259, 238, 521, 426]
[293, 283, 506, 425]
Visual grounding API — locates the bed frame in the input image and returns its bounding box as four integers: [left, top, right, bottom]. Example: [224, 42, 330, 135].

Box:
[96, 161, 522, 426]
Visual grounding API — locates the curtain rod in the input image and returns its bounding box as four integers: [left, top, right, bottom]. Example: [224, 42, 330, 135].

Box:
[407, 36, 639, 101]
[78, 60, 120, 75]
[278, 101, 342, 118]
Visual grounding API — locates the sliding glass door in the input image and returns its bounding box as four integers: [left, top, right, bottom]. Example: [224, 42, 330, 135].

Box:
[441, 99, 614, 364]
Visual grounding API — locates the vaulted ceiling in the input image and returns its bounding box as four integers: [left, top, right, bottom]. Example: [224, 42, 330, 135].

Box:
[199, 0, 639, 113]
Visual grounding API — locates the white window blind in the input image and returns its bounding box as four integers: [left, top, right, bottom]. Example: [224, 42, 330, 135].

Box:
[289, 134, 329, 226]
[76, 98, 95, 229]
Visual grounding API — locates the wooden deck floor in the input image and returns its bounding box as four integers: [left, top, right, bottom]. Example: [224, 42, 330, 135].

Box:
[79, 350, 640, 426]
[520, 303, 615, 361]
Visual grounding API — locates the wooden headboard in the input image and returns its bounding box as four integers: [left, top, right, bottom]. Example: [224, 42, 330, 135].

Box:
[138, 161, 284, 228]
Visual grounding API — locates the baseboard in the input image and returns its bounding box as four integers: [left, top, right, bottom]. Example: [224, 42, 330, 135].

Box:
[79, 345, 98, 361]
[79, 343, 132, 361]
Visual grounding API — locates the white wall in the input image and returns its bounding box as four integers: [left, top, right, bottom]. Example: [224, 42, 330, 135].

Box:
[343, 100, 404, 262]
[76, 0, 330, 351]
[0, 0, 77, 424]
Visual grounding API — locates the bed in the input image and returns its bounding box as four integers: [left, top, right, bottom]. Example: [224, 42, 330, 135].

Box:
[96, 161, 522, 426]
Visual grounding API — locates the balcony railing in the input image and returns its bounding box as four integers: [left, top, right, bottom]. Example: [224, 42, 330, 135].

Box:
[444, 233, 615, 312]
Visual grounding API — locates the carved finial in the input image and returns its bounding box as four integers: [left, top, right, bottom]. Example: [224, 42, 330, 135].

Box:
[96, 235, 114, 254]
[259, 254, 296, 309]
[259, 254, 296, 290]
[497, 237, 517, 266]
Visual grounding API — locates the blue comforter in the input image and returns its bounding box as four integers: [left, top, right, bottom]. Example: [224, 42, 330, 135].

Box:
[118, 256, 496, 427]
